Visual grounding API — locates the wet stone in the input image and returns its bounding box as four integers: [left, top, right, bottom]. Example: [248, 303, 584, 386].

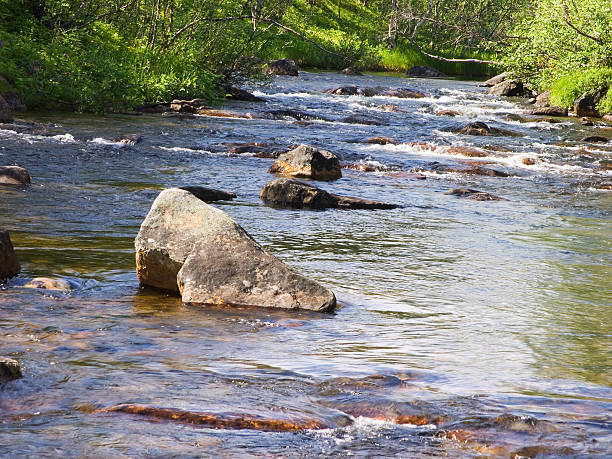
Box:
[436, 110, 461, 117]
[23, 277, 74, 291]
[0, 229, 20, 281]
[0, 165, 31, 187]
[341, 67, 362, 76]
[342, 115, 382, 126]
[260, 178, 399, 210]
[581, 135, 609, 143]
[481, 73, 507, 87]
[530, 106, 567, 117]
[362, 136, 398, 145]
[445, 188, 504, 201]
[0, 357, 22, 383]
[178, 186, 236, 202]
[485, 80, 524, 97]
[269, 144, 342, 181]
[224, 87, 264, 102]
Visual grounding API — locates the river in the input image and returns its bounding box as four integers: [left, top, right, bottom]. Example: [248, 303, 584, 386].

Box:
[0, 72, 611, 457]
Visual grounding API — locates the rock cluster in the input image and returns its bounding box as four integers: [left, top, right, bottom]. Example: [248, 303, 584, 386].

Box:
[135, 188, 336, 312]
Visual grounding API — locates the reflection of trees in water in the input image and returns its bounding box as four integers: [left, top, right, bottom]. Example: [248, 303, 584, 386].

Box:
[519, 218, 612, 387]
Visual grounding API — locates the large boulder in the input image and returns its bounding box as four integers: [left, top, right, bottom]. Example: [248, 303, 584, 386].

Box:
[0, 166, 31, 187]
[0, 357, 22, 383]
[260, 178, 399, 210]
[269, 145, 342, 181]
[0, 95, 13, 123]
[406, 65, 447, 78]
[485, 80, 524, 97]
[135, 189, 336, 311]
[0, 229, 20, 282]
[481, 73, 507, 87]
[265, 59, 299, 76]
[574, 90, 606, 118]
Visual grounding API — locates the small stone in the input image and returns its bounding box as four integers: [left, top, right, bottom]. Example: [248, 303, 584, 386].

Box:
[445, 188, 503, 201]
[0, 357, 22, 383]
[521, 157, 537, 165]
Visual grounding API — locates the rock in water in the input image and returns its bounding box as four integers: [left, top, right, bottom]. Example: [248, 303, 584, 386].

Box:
[260, 178, 399, 210]
[481, 73, 507, 87]
[530, 106, 568, 117]
[269, 144, 342, 181]
[574, 91, 604, 118]
[0, 95, 13, 123]
[0, 229, 20, 282]
[341, 67, 363, 76]
[0, 166, 31, 187]
[0, 357, 22, 383]
[485, 80, 524, 97]
[23, 277, 74, 290]
[406, 66, 447, 78]
[179, 186, 236, 202]
[265, 59, 299, 76]
[135, 189, 336, 312]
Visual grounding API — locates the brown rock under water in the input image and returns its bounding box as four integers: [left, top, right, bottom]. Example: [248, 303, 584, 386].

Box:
[362, 136, 398, 145]
[97, 404, 327, 431]
[23, 277, 74, 290]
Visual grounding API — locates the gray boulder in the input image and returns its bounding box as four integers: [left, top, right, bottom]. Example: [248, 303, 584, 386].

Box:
[0, 166, 31, 187]
[0, 229, 20, 281]
[0, 357, 22, 383]
[406, 65, 447, 78]
[135, 189, 336, 311]
[269, 145, 342, 181]
[481, 73, 508, 87]
[485, 80, 524, 97]
[266, 59, 299, 76]
[260, 178, 399, 210]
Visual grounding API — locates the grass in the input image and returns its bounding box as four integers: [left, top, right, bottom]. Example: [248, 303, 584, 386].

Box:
[550, 68, 612, 114]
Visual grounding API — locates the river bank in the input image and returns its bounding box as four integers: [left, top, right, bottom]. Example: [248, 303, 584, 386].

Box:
[1, 71, 611, 457]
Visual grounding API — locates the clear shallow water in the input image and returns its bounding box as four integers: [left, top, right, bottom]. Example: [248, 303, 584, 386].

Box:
[0, 72, 611, 457]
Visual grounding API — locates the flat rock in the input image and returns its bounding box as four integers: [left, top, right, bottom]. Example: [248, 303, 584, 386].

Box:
[179, 186, 236, 202]
[0, 166, 31, 187]
[265, 59, 298, 76]
[406, 66, 447, 78]
[436, 110, 461, 117]
[481, 73, 507, 87]
[269, 145, 341, 181]
[362, 137, 397, 145]
[135, 189, 336, 311]
[260, 178, 398, 210]
[0, 357, 22, 383]
[531, 106, 567, 117]
[445, 188, 503, 201]
[0, 229, 20, 281]
[485, 80, 524, 97]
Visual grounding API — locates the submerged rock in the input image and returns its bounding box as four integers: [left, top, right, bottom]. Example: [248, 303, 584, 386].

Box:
[179, 186, 236, 202]
[0, 357, 22, 383]
[23, 277, 74, 290]
[436, 110, 462, 117]
[457, 122, 491, 136]
[0, 166, 31, 187]
[445, 188, 503, 201]
[324, 86, 359, 96]
[114, 134, 143, 145]
[260, 178, 399, 210]
[581, 135, 609, 143]
[265, 59, 299, 76]
[269, 144, 341, 181]
[0, 229, 20, 282]
[325, 86, 425, 99]
[97, 404, 328, 431]
[362, 136, 398, 145]
[485, 80, 524, 97]
[264, 109, 330, 122]
[406, 65, 447, 78]
[342, 115, 382, 126]
[135, 188, 336, 311]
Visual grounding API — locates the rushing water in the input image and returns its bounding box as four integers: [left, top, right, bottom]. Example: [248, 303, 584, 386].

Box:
[1, 72, 611, 457]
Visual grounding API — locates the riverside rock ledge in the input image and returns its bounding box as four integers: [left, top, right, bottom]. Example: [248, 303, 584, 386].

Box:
[135, 188, 336, 312]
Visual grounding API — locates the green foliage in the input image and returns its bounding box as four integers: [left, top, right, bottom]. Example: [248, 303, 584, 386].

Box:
[502, 0, 612, 89]
[550, 68, 612, 113]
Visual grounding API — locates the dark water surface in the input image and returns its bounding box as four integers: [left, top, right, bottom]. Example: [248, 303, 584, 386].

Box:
[1, 72, 611, 457]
